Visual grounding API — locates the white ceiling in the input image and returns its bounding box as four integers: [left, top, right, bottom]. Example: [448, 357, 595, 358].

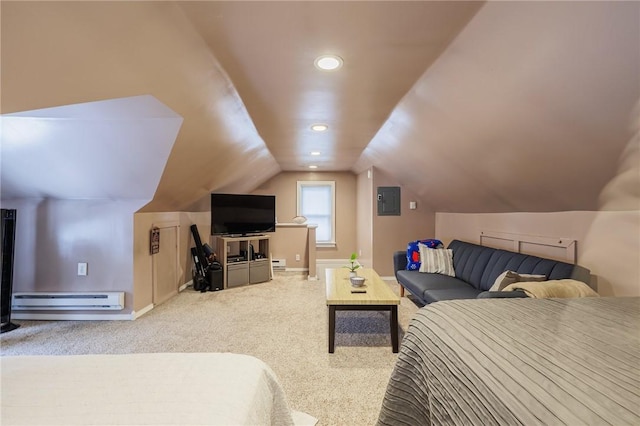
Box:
[1, 96, 182, 200]
[1, 1, 638, 213]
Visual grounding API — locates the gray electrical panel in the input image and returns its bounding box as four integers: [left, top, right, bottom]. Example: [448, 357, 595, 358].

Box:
[377, 186, 401, 216]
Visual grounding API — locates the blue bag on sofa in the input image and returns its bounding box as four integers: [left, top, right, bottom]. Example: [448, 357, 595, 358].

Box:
[406, 239, 443, 270]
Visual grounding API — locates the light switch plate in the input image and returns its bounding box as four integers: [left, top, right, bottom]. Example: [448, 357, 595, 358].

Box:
[77, 262, 88, 276]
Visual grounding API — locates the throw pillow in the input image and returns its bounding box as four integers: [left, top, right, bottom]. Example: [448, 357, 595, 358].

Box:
[406, 239, 443, 270]
[490, 270, 547, 292]
[502, 279, 599, 298]
[418, 245, 455, 277]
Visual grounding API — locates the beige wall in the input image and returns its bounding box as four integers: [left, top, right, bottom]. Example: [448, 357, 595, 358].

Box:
[435, 212, 599, 255]
[268, 224, 311, 270]
[133, 211, 210, 313]
[133, 212, 177, 312]
[371, 168, 436, 277]
[4, 198, 144, 316]
[252, 168, 437, 277]
[253, 171, 357, 260]
[189, 169, 435, 276]
[356, 169, 373, 267]
[10, 188, 635, 322]
[435, 211, 640, 297]
[2, 196, 211, 318]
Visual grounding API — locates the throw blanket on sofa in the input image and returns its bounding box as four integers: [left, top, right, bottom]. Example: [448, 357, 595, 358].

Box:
[377, 297, 640, 425]
[503, 279, 600, 299]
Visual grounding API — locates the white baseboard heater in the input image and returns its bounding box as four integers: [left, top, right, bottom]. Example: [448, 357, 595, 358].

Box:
[271, 259, 286, 271]
[12, 292, 125, 311]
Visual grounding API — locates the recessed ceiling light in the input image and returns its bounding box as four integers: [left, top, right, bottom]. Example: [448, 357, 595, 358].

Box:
[310, 151, 321, 156]
[311, 123, 328, 132]
[309, 165, 318, 169]
[314, 55, 343, 71]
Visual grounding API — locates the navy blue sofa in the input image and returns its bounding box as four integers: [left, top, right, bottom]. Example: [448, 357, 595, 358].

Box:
[394, 239, 592, 305]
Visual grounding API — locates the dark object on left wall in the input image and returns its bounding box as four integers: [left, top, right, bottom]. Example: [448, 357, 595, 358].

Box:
[1, 209, 20, 333]
[190, 224, 223, 292]
[191, 247, 209, 292]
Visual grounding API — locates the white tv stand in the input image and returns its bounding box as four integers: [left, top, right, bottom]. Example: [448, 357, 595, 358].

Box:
[214, 235, 271, 289]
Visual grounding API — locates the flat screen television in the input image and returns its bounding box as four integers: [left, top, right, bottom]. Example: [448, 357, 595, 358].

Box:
[211, 193, 276, 236]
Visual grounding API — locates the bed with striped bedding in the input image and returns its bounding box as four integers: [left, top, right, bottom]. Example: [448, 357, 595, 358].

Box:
[377, 297, 640, 425]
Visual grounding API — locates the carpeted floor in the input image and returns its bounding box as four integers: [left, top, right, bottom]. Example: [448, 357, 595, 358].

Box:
[1, 271, 420, 425]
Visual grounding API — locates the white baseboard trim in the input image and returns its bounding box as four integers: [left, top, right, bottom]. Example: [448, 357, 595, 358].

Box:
[180, 280, 192, 292]
[12, 312, 134, 321]
[11, 286, 194, 321]
[285, 267, 309, 272]
[133, 303, 154, 319]
[380, 276, 396, 281]
[316, 258, 348, 265]
[13, 303, 160, 321]
[308, 275, 318, 281]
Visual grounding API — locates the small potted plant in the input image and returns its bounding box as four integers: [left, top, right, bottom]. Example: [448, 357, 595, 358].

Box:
[345, 252, 360, 277]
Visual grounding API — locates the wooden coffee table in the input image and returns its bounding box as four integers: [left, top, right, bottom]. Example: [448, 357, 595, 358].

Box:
[325, 268, 401, 353]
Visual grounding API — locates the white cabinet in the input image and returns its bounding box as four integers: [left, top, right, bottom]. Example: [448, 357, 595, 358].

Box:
[215, 235, 271, 289]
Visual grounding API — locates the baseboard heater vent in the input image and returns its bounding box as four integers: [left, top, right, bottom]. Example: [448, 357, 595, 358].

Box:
[12, 292, 125, 311]
[271, 259, 287, 271]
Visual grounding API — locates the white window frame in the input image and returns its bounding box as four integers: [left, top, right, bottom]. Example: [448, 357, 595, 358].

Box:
[297, 180, 336, 247]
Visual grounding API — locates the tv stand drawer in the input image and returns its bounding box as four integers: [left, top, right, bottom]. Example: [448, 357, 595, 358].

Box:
[227, 263, 249, 288]
[249, 261, 270, 284]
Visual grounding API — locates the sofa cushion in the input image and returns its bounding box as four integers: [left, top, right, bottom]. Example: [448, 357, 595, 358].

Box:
[478, 248, 588, 291]
[418, 246, 454, 276]
[423, 287, 483, 303]
[447, 240, 495, 289]
[480, 251, 530, 288]
[397, 270, 469, 297]
[477, 290, 528, 299]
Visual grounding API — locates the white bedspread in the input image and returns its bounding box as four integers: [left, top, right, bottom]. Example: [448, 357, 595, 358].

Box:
[1, 352, 307, 425]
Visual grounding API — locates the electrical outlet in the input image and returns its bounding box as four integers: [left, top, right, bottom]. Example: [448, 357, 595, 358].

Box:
[77, 262, 88, 276]
[295, 254, 301, 261]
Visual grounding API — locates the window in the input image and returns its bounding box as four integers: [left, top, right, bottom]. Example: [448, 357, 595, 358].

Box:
[297, 181, 335, 247]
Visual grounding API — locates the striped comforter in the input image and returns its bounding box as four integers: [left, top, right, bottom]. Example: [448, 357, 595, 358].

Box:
[377, 297, 640, 425]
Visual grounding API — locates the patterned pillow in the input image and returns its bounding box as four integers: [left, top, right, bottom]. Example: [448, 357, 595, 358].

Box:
[406, 239, 443, 270]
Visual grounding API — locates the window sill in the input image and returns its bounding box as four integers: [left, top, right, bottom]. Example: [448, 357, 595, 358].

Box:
[317, 242, 336, 248]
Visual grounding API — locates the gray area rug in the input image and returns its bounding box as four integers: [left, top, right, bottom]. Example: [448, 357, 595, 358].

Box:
[1, 271, 419, 425]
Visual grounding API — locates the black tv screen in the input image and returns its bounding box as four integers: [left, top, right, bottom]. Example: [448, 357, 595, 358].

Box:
[211, 193, 276, 236]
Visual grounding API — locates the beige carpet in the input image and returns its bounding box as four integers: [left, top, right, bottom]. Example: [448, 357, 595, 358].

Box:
[1, 271, 419, 425]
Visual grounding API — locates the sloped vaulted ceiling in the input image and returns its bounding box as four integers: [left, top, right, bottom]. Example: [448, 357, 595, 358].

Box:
[1, 1, 280, 211]
[1, 1, 638, 213]
[1, 95, 181, 202]
[356, 1, 640, 212]
[179, 1, 484, 172]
